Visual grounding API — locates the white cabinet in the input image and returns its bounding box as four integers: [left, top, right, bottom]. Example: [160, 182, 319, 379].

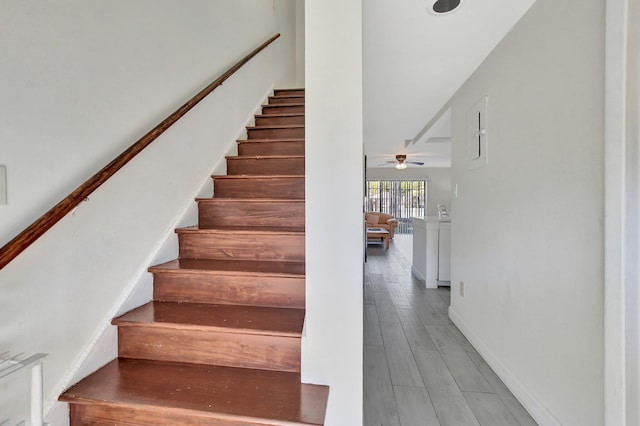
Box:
[411, 216, 451, 288]
[411, 218, 427, 281]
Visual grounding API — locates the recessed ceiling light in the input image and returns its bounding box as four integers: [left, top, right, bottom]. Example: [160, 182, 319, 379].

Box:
[432, 0, 461, 14]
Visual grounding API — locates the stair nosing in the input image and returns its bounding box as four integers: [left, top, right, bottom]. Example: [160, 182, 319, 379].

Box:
[175, 226, 304, 234]
[254, 113, 305, 118]
[226, 155, 305, 160]
[149, 265, 305, 279]
[193, 226, 305, 232]
[247, 125, 305, 130]
[212, 174, 304, 179]
[58, 398, 238, 423]
[113, 319, 303, 338]
[196, 198, 305, 203]
[237, 138, 304, 143]
[62, 398, 312, 426]
[262, 103, 305, 107]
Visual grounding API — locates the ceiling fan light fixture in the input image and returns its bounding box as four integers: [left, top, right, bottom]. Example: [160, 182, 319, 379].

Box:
[395, 162, 408, 170]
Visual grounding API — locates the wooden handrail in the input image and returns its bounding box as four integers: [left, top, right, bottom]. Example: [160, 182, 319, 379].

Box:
[0, 33, 280, 270]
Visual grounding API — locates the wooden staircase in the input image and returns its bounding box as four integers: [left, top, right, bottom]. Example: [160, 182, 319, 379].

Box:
[60, 89, 330, 425]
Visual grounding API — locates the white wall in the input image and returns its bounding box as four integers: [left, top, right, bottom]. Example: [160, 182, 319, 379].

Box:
[295, 1, 305, 87]
[0, 1, 297, 423]
[367, 167, 452, 216]
[448, 0, 605, 425]
[623, 3, 640, 421]
[424, 168, 452, 216]
[604, 0, 640, 424]
[303, 0, 363, 424]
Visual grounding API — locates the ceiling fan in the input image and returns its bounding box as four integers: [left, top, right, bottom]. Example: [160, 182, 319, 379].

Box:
[379, 154, 425, 170]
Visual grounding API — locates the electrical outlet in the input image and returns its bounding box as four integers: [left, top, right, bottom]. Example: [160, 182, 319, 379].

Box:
[459, 281, 465, 297]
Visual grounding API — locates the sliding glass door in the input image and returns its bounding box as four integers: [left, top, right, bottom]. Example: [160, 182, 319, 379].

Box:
[365, 180, 426, 234]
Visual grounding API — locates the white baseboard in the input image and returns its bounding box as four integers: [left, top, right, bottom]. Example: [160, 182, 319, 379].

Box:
[448, 306, 560, 426]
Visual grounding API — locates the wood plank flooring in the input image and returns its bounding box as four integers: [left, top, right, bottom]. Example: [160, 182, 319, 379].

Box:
[364, 237, 537, 426]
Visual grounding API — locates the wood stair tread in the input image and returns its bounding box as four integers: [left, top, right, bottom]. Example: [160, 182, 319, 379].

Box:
[213, 174, 304, 179]
[237, 138, 304, 143]
[274, 88, 304, 91]
[254, 113, 305, 118]
[226, 155, 305, 159]
[262, 103, 305, 107]
[193, 225, 305, 233]
[246, 124, 305, 130]
[196, 198, 305, 204]
[113, 301, 304, 337]
[60, 358, 329, 425]
[176, 226, 305, 234]
[197, 225, 305, 232]
[150, 259, 305, 276]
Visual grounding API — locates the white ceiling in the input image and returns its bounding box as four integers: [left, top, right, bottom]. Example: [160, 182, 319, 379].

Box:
[363, 0, 536, 168]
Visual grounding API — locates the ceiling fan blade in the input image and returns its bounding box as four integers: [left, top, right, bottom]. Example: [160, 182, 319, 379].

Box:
[408, 161, 425, 165]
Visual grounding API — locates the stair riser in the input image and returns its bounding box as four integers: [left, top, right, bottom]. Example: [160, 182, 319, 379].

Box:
[274, 89, 304, 97]
[226, 158, 304, 176]
[268, 96, 305, 105]
[70, 404, 244, 426]
[247, 127, 304, 139]
[261, 104, 304, 115]
[178, 233, 305, 262]
[238, 141, 305, 156]
[198, 201, 304, 229]
[213, 177, 304, 199]
[255, 115, 304, 126]
[153, 273, 305, 308]
[118, 327, 301, 372]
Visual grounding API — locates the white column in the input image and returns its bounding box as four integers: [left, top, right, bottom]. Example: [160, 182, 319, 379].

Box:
[303, 0, 364, 424]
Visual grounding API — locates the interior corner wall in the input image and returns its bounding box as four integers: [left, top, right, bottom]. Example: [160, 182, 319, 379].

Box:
[0, 1, 297, 423]
[367, 167, 452, 216]
[604, 0, 640, 423]
[295, 0, 305, 87]
[624, 3, 640, 423]
[425, 168, 452, 216]
[448, 0, 605, 425]
[303, 0, 363, 424]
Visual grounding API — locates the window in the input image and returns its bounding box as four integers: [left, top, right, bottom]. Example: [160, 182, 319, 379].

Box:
[366, 180, 426, 234]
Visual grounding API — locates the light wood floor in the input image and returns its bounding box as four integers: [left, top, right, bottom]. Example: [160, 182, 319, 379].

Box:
[364, 237, 537, 426]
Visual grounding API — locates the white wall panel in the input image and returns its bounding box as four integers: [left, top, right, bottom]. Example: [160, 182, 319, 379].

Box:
[303, 0, 364, 424]
[448, 0, 605, 424]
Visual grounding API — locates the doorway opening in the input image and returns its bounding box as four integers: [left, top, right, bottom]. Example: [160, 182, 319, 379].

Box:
[365, 180, 426, 235]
